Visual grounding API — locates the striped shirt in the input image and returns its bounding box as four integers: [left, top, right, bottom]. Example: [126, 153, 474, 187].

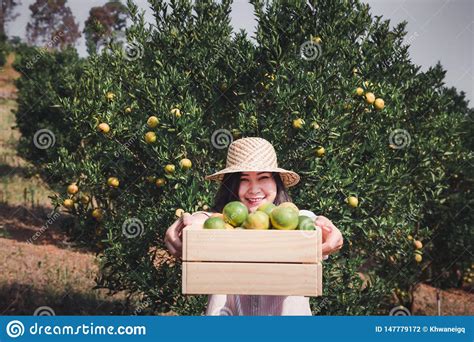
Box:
[205, 209, 319, 316]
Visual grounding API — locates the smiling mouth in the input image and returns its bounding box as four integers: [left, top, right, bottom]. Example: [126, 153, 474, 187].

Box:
[246, 197, 266, 205]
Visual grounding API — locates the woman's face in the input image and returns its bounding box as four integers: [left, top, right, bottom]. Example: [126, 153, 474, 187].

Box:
[238, 172, 277, 212]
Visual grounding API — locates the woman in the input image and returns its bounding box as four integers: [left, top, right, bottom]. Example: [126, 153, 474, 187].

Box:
[165, 137, 343, 315]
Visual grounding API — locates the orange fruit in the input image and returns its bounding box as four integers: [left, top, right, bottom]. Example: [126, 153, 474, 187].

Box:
[355, 87, 364, 96]
[171, 108, 181, 117]
[67, 183, 78, 195]
[155, 178, 166, 187]
[243, 211, 270, 230]
[347, 196, 358, 208]
[292, 118, 304, 129]
[374, 98, 385, 110]
[315, 146, 325, 157]
[257, 202, 276, 216]
[415, 254, 422, 263]
[147, 116, 159, 128]
[270, 207, 299, 230]
[80, 194, 89, 205]
[413, 240, 423, 249]
[203, 217, 226, 229]
[310, 121, 320, 129]
[63, 199, 74, 209]
[92, 208, 103, 221]
[365, 92, 375, 104]
[179, 158, 192, 170]
[97, 123, 110, 133]
[223, 201, 248, 227]
[164, 164, 175, 174]
[145, 131, 156, 144]
[175, 208, 185, 217]
[107, 177, 119, 188]
[312, 36, 322, 44]
[278, 202, 299, 214]
[106, 92, 115, 101]
[298, 215, 315, 230]
[125, 107, 132, 113]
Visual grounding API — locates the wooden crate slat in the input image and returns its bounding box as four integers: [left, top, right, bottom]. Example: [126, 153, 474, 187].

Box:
[183, 224, 321, 263]
[183, 262, 322, 296]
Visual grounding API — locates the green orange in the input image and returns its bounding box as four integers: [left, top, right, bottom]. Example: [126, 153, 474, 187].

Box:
[257, 202, 276, 216]
[298, 215, 315, 230]
[243, 211, 270, 230]
[223, 201, 248, 227]
[270, 207, 299, 230]
[203, 217, 226, 229]
[278, 202, 299, 214]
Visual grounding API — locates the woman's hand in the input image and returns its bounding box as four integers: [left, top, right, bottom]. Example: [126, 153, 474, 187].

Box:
[314, 215, 343, 256]
[164, 212, 209, 258]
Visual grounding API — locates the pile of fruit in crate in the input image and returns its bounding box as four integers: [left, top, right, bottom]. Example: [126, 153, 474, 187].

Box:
[203, 201, 316, 230]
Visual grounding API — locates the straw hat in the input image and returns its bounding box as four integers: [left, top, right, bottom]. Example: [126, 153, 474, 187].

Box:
[205, 137, 300, 188]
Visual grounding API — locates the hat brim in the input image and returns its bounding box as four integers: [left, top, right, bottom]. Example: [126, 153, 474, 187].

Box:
[205, 167, 300, 188]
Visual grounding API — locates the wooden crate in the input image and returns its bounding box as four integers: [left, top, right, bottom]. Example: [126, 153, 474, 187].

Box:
[182, 224, 323, 296]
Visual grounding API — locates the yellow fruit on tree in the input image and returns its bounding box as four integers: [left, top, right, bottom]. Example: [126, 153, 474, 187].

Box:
[365, 92, 375, 104]
[80, 194, 89, 205]
[347, 196, 359, 208]
[415, 254, 422, 263]
[171, 108, 181, 117]
[145, 131, 157, 144]
[155, 178, 166, 187]
[97, 123, 110, 133]
[179, 158, 192, 170]
[67, 183, 78, 195]
[413, 240, 423, 249]
[147, 116, 159, 128]
[164, 164, 175, 174]
[310, 121, 320, 129]
[293, 118, 304, 129]
[315, 146, 325, 157]
[125, 107, 132, 114]
[106, 92, 115, 101]
[374, 98, 385, 110]
[407, 235, 413, 240]
[175, 208, 185, 217]
[355, 87, 364, 96]
[92, 208, 103, 221]
[312, 36, 322, 44]
[63, 199, 74, 209]
[107, 177, 119, 188]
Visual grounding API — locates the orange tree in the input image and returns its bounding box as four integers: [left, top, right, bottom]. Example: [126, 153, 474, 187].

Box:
[14, 0, 473, 315]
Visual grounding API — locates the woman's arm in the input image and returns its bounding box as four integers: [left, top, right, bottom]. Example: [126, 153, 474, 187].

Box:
[164, 211, 212, 258]
[299, 209, 343, 256]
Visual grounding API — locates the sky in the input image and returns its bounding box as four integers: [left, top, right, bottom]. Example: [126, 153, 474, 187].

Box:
[7, 0, 473, 103]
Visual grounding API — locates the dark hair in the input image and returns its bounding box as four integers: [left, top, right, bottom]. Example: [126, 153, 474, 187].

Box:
[210, 172, 293, 213]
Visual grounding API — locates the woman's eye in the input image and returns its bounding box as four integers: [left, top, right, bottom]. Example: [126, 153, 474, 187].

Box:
[259, 176, 269, 180]
[241, 179, 248, 182]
